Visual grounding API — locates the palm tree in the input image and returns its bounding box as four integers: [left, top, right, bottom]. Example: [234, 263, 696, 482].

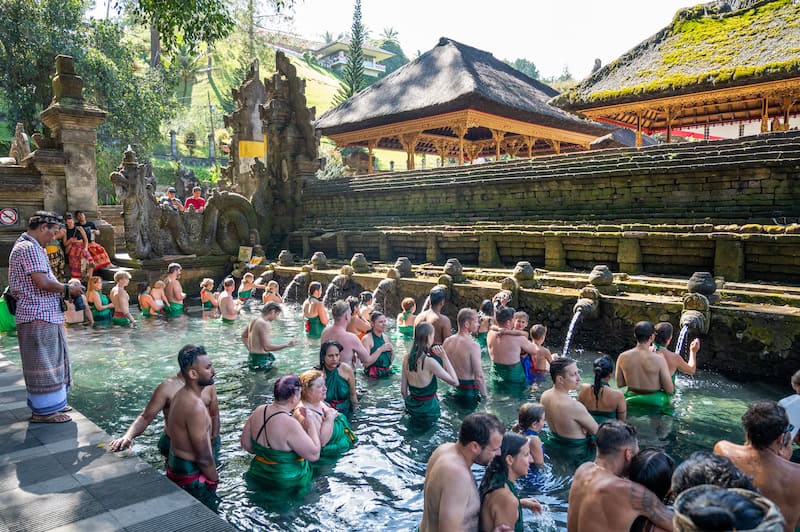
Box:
[175, 43, 206, 105]
[322, 31, 335, 43]
[381, 27, 399, 42]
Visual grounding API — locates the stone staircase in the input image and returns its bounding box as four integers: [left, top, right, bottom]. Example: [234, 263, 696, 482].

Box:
[97, 205, 126, 254]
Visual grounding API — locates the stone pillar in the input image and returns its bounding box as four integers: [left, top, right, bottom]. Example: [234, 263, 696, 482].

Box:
[336, 232, 349, 259]
[544, 236, 567, 270]
[39, 55, 106, 217]
[301, 234, 311, 258]
[479, 234, 501, 267]
[379, 232, 393, 262]
[170, 130, 178, 159]
[426, 233, 441, 263]
[618, 237, 643, 274]
[208, 133, 216, 160]
[714, 237, 745, 282]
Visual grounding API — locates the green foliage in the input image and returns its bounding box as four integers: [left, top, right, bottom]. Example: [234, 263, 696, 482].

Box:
[333, 0, 366, 105]
[505, 58, 540, 80]
[129, 0, 235, 55]
[378, 39, 409, 77]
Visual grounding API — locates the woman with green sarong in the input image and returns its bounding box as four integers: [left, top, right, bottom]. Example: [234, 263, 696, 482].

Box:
[577, 355, 627, 424]
[479, 432, 543, 532]
[303, 282, 328, 337]
[474, 299, 494, 354]
[362, 311, 395, 378]
[86, 275, 113, 321]
[401, 322, 458, 421]
[317, 341, 357, 413]
[395, 297, 416, 338]
[297, 369, 356, 462]
[241, 374, 321, 497]
[199, 278, 218, 312]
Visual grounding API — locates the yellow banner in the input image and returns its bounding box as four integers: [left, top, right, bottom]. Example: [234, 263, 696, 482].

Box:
[239, 137, 267, 158]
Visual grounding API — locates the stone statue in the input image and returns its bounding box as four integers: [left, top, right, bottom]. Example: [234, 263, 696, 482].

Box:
[9, 123, 31, 163]
[110, 147, 258, 259]
[174, 163, 199, 200]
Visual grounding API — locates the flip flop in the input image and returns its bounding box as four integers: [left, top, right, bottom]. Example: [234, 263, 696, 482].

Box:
[59, 405, 73, 413]
[30, 413, 72, 424]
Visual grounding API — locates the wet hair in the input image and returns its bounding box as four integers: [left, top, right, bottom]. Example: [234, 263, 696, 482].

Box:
[654, 322, 673, 346]
[346, 296, 359, 314]
[671, 451, 755, 496]
[177, 344, 207, 378]
[167, 262, 182, 273]
[513, 311, 529, 323]
[479, 299, 494, 316]
[401, 297, 416, 312]
[113, 271, 130, 282]
[223, 277, 235, 287]
[299, 369, 324, 399]
[549, 356, 576, 383]
[479, 432, 528, 503]
[261, 302, 282, 315]
[309, 281, 322, 296]
[495, 307, 515, 326]
[742, 400, 789, 449]
[675, 485, 768, 531]
[429, 287, 445, 307]
[267, 280, 279, 290]
[273, 374, 301, 402]
[792, 369, 800, 387]
[595, 420, 637, 456]
[634, 321, 655, 343]
[370, 310, 384, 324]
[629, 448, 675, 502]
[457, 308, 477, 328]
[331, 300, 350, 320]
[200, 278, 214, 289]
[28, 211, 64, 229]
[458, 412, 505, 447]
[512, 403, 545, 433]
[137, 281, 149, 295]
[360, 291, 373, 304]
[592, 355, 615, 403]
[318, 340, 343, 369]
[243, 272, 254, 281]
[407, 322, 434, 373]
[530, 324, 547, 341]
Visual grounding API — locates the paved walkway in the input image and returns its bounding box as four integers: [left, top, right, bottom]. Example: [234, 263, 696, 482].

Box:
[0, 352, 234, 532]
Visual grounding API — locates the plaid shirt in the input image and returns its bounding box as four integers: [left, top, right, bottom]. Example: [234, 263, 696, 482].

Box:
[9, 232, 64, 325]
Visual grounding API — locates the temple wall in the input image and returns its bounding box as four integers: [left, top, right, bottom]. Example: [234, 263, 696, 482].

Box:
[0, 166, 45, 260]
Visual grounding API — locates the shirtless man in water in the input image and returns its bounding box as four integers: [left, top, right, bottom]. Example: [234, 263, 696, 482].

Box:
[110, 271, 136, 326]
[541, 357, 598, 443]
[218, 277, 241, 323]
[568, 420, 673, 532]
[164, 345, 219, 505]
[487, 307, 538, 385]
[414, 287, 451, 344]
[320, 300, 372, 368]
[654, 321, 700, 377]
[616, 321, 674, 395]
[241, 302, 297, 370]
[164, 263, 186, 315]
[420, 413, 508, 532]
[442, 308, 488, 402]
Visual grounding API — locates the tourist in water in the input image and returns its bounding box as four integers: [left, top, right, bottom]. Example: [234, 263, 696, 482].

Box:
[714, 400, 800, 531]
[577, 355, 626, 424]
[199, 278, 218, 311]
[296, 369, 357, 461]
[358, 290, 374, 322]
[401, 322, 458, 421]
[512, 403, 546, 468]
[86, 275, 113, 322]
[513, 311, 536, 384]
[420, 412, 505, 531]
[262, 280, 283, 304]
[628, 448, 675, 531]
[671, 451, 756, 496]
[396, 297, 416, 338]
[110, 271, 136, 327]
[164, 262, 186, 316]
[414, 287, 452, 344]
[320, 300, 370, 368]
[302, 281, 328, 337]
[240, 374, 321, 497]
[616, 321, 674, 409]
[567, 420, 673, 532]
[241, 302, 297, 371]
[64, 278, 93, 327]
[238, 272, 265, 303]
[63, 212, 93, 281]
[149, 279, 167, 313]
[317, 340, 357, 413]
[488, 308, 538, 386]
[218, 277, 241, 324]
[654, 321, 700, 378]
[442, 308, 488, 405]
[529, 325, 555, 383]
[475, 299, 495, 352]
[109, 352, 220, 461]
[362, 311, 395, 378]
[75, 210, 111, 272]
[479, 432, 542, 532]
[541, 358, 598, 454]
[164, 345, 219, 509]
[138, 282, 160, 317]
[345, 296, 370, 338]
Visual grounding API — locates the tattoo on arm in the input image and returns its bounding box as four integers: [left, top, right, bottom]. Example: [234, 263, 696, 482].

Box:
[630, 484, 672, 529]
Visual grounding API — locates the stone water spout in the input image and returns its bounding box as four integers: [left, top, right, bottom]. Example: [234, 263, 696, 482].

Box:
[500, 261, 539, 307]
[676, 272, 715, 355]
[278, 249, 294, 266]
[393, 257, 414, 278]
[310, 251, 328, 270]
[350, 253, 370, 273]
[438, 258, 466, 288]
[323, 265, 355, 306]
[564, 286, 601, 356]
[282, 266, 311, 302]
[372, 277, 397, 314]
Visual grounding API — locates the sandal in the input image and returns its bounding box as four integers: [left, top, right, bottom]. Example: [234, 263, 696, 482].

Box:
[30, 412, 72, 423]
[59, 405, 73, 413]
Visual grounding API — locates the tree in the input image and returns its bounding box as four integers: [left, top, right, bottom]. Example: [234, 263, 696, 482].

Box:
[379, 39, 409, 77]
[333, 0, 366, 105]
[506, 58, 540, 80]
[381, 27, 399, 43]
[174, 43, 206, 105]
[558, 64, 574, 82]
[322, 31, 336, 44]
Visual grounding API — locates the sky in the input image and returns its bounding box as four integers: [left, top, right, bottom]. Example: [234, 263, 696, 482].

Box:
[283, 0, 700, 80]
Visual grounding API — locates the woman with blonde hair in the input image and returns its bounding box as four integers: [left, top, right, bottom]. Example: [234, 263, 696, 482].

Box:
[295, 369, 357, 461]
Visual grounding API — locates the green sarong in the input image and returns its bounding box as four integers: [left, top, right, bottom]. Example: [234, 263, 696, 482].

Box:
[493, 361, 526, 385]
[202, 300, 214, 310]
[159, 433, 220, 463]
[0, 298, 16, 333]
[90, 293, 113, 321]
[475, 331, 488, 353]
[405, 375, 440, 420]
[249, 352, 275, 371]
[453, 379, 481, 404]
[319, 414, 357, 462]
[165, 301, 184, 317]
[398, 324, 414, 338]
[365, 331, 393, 378]
[165, 450, 219, 510]
[305, 315, 324, 338]
[324, 367, 351, 413]
[624, 388, 672, 409]
[245, 440, 312, 496]
[220, 316, 237, 324]
[542, 430, 596, 465]
[589, 410, 617, 424]
[112, 315, 130, 326]
[506, 479, 524, 532]
[141, 307, 155, 317]
[238, 289, 252, 302]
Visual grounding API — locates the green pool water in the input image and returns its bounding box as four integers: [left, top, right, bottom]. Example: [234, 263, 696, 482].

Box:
[0, 306, 787, 531]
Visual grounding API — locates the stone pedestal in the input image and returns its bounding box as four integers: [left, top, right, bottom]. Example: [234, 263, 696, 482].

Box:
[714, 238, 745, 282]
[426, 234, 441, 263]
[379, 233, 393, 262]
[618, 238, 643, 274]
[336, 232, 349, 258]
[545, 236, 566, 270]
[479, 234, 501, 267]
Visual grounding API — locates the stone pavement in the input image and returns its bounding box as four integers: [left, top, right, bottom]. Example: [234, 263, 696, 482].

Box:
[0, 351, 235, 532]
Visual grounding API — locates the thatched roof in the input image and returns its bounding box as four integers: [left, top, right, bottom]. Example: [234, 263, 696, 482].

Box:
[316, 37, 609, 138]
[553, 0, 800, 111]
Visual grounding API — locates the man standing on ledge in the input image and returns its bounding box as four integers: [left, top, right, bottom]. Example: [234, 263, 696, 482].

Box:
[9, 212, 83, 423]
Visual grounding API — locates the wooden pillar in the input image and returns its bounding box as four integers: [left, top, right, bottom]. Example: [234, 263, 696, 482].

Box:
[400, 132, 419, 170]
[546, 139, 561, 154]
[635, 111, 643, 147]
[455, 125, 466, 166]
[491, 129, 504, 161]
[665, 107, 673, 144]
[525, 136, 535, 158]
[367, 140, 376, 174]
[761, 97, 769, 133]
[782, 95, 793, 131]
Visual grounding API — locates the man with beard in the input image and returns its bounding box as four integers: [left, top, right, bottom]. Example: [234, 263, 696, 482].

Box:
[164, 345, 219, 509]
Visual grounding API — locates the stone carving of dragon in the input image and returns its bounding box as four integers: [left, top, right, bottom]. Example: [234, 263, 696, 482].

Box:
[110, 147, 258, 259]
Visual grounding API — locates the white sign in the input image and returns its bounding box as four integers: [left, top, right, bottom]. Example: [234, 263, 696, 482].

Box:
[0, 208, 18, 226]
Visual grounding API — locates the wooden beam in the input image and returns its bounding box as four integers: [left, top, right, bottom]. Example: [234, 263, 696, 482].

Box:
[491, 129, 505, 161]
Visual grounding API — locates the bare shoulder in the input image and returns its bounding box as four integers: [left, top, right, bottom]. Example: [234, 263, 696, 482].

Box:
[339, 363, 355, 379]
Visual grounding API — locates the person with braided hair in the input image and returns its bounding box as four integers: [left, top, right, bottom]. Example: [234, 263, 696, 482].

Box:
[577, 355, 626, 424]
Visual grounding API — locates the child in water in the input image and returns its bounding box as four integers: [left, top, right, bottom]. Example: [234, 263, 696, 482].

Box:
[512, 403, 546, 468]
[530, 324, 556, 383]
[149, 280, 167, 312]
[262, 280, 283, 304]
[475, 299, 495, 352]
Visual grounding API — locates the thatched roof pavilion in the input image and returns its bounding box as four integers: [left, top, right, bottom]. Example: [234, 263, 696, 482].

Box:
[552, 0, 800, 145]
[315, 37, 611, 172]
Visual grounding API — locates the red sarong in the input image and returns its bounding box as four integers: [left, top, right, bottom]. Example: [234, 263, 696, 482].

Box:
[87, 242, 111, 270]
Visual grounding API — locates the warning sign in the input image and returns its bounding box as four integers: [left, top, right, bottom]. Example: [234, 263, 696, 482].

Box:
[0, 208, 18, 226]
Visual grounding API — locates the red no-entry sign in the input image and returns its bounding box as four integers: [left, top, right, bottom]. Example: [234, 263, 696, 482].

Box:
[0, 208, 18, 226]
